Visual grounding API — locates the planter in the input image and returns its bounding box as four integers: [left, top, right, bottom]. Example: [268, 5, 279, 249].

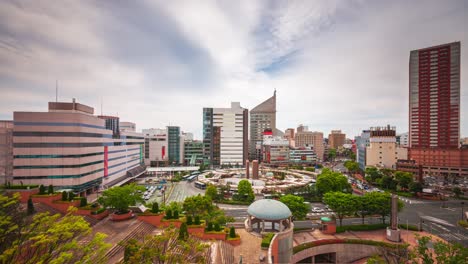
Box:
[111, 210, 134, 221]
[226, 237, 241, 246]
[51, 200, 81, 213]
[188, 226, 205, 238]
[5, 188, 39, 203]
[160, 219, 183, 228]
[138, 213, 165, 227]
[31, 193, 62, 207]
[201, 232, 226, 241]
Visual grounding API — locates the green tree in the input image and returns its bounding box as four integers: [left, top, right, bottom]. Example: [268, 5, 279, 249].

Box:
[323, 192, 358, 226]
[178, 222, 189, 240]
[80, 197, 88, 207]
[381, 175, 397, 190]
[453, 187, 462, 198]
[123, 227, 209, 264]
[365, 167, 382, 183]
[328, 148, 337, 161]
[229, 227, 236, 238]
[98, 184, 145, 214]
[62, 191, 68, 201]
[0, 205, 111, 263]
[279, 194, 309, 220]
[0, 193, 24, 254]
[39, 184, 46, 195]
[316, 169, 352, 195]
[151, 202, 159, 213]
[194, 215, 200, 225]
[173, 210, 179, 219]
[235, 180, 255, 203]
[410, 234, 468, 264]
[183, 194, 213, 217]
[205, 185, 219, 201]
[344, 160, 359, 174]
[68, 191, 75, 201]
[395, 171, 413, 190]
[214, 223, 221, 232]
[48, 184, 54, 194]
[27, 197, 35, 215]
[357, 194, 371, 224]
[186, 215, 193, 225]
[409, 181, 423, 193]
[123, 239, 139, 263]
[365, 192, 404, 224]
[165, 209, 173, 219]
[198, 163, 206, 172]
[207, 222, 213, 231]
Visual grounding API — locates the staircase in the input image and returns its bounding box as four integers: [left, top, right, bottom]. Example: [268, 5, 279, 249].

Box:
[34, 202, 63, 216]
[217, 240, 234, 264]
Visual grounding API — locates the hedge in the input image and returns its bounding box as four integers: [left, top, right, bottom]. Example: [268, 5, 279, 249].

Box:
[336, 224, 388, 233]
[398, 224, 420, 231]
[91, 208, 106, 215]
[293, 238, 408, 254]
[2, 184, 39, 190]
[261, 233, 275, 248]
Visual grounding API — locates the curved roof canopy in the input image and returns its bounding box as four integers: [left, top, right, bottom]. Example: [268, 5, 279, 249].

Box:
[247, 199, 292, 221]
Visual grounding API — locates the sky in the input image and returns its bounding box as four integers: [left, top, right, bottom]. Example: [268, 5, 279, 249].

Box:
[0, 0, 467, 140]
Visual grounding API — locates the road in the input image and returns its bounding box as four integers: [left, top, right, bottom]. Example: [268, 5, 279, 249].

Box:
[165, 181, 205, 203]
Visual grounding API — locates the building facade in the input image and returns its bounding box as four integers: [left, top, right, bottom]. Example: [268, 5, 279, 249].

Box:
[120, 122, 136, 132]
[328, 130, 346, 149]
[262, 135, 290, 166]
[289, 147, 317, 165]
[365, 126, 407, 169]
[184, 140, 203, 166]
[203, 102, 248, 166]
[12, 100, 145, 194]
[249, 91, 276, 161]
[0, 121, 13, 184]
[355, 130, 370, 171]
[294, 131, 324, 162]
[167, 126, 180, 165]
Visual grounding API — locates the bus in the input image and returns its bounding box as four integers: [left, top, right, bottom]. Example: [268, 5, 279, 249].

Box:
[194, 181, 207, 190]
[186, 175, 198, 182]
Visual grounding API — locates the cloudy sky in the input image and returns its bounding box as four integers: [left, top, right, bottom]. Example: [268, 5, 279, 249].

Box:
[1, 0, 467, 139]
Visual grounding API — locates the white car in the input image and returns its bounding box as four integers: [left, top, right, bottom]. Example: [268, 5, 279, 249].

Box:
[311, 207, 325, 213]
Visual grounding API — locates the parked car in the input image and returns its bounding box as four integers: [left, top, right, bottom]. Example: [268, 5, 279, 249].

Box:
[311, 207, 325, 213]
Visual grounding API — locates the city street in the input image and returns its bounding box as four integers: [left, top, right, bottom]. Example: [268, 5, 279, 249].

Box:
[165, 181, 205, 203]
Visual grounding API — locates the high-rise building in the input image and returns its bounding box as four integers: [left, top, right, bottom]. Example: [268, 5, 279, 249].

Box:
[0, 121, 13, 184]
[262, 135, 290, 165]
[409, 42, 460, 149]
[167, 126, 180, 165]
[355, 130, 371, 171]
[12, 100, 145, 194]
[294, 131, 324, 161]
[297, 124, 308, 133]
[98, 115, 120, 138]
[328, 130, 346, 149]
[365, 126, 407, 169]
[397, 132, 409, 147]
[203, 102, 248, 166]
[405, 42, 468, 179]
[184, 140, 203, 166]
[120, 122, 136, 132]
[249, 91, 276, 161]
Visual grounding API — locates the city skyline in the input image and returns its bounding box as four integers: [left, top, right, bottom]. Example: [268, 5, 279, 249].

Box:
[1, 1, 467, 139]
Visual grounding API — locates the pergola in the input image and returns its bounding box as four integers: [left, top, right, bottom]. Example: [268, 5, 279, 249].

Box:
[246, 199, 292, 233]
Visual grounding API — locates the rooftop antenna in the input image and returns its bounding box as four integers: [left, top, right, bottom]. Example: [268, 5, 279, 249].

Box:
[55, 80, 58, 102]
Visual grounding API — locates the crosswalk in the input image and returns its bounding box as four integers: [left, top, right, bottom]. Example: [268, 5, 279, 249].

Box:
[307, 211, 334, 217]
[398, 197, 426, 204]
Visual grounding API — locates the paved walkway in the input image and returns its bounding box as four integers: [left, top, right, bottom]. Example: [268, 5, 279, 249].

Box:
[293, 228, 442, 249]
[233, 229, 267, 264]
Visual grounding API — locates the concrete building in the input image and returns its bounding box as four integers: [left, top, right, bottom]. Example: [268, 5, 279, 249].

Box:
[262, 135, 290, 166]
[98, 115, 120, 137]
[167, 126, 180, 165]
[297, 124, 308, 133]
[397, 132, 409, 147]
[143, 127, 186, 166]
[144, 133, 167, 167]
[294, 131, 324, 162]
[203, 102, 248, 166]
[12, 100, 145, 194]
[284, 128, 294, 140]
[289, 147, 317, 165]
[328, 130, 346, 149]
[184, 140, 203, 166]
[355, 130, 370, 171]
[407, 42, 467, 178]
[0, 121, 13, 184]
[249, 91, 276, 161]
[120, 122, 136, 132]
[142, 128, 166, 136]
[365, 126, 407, 169]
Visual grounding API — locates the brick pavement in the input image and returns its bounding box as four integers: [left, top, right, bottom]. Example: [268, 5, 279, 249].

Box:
[233, 229, 267, 264]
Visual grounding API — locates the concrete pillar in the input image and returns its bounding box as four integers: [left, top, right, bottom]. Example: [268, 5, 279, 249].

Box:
[279, 220, 283, 232]
[272, 221, 275, 230]
[252, 160, 259, 179]
[248, 215, 251, 227]
[262, 220, 265, 232]
[246, 160, 250, 179]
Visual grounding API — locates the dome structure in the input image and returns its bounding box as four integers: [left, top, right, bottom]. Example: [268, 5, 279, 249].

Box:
[247, 199, 292, 221]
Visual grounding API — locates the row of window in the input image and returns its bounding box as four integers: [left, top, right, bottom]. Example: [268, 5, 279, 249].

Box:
[13, 147, 140, 159]
[13, 153, 139, 169]
[14, 142, 144, 148]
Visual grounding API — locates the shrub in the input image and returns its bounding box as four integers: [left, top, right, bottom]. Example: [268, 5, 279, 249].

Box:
[61, 191, 68, 201]
[39, 185, 46, 195]
[48, 184, 54, 194]
[187, 215, 193, 225]
[165, 209, 172, 219]
[173, 210, 179, 219]
[194, 215, 200, 225]
[91, 208, 106, 215]
[179, 223, 189, 240]
[68, 192, 75, 201]
[207, 222, 213, 232]
[261, 233, 275, 248]
[80, 197, 87, 207]
[151, 202, 159, 213]
[91, 202, 98, 208]
[214, 223, 221, 232]
[229, 227, 236, 238]
[458, 220, 468, 228]
[398, 224, 420, 231]
[27, 198, 35, 215]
